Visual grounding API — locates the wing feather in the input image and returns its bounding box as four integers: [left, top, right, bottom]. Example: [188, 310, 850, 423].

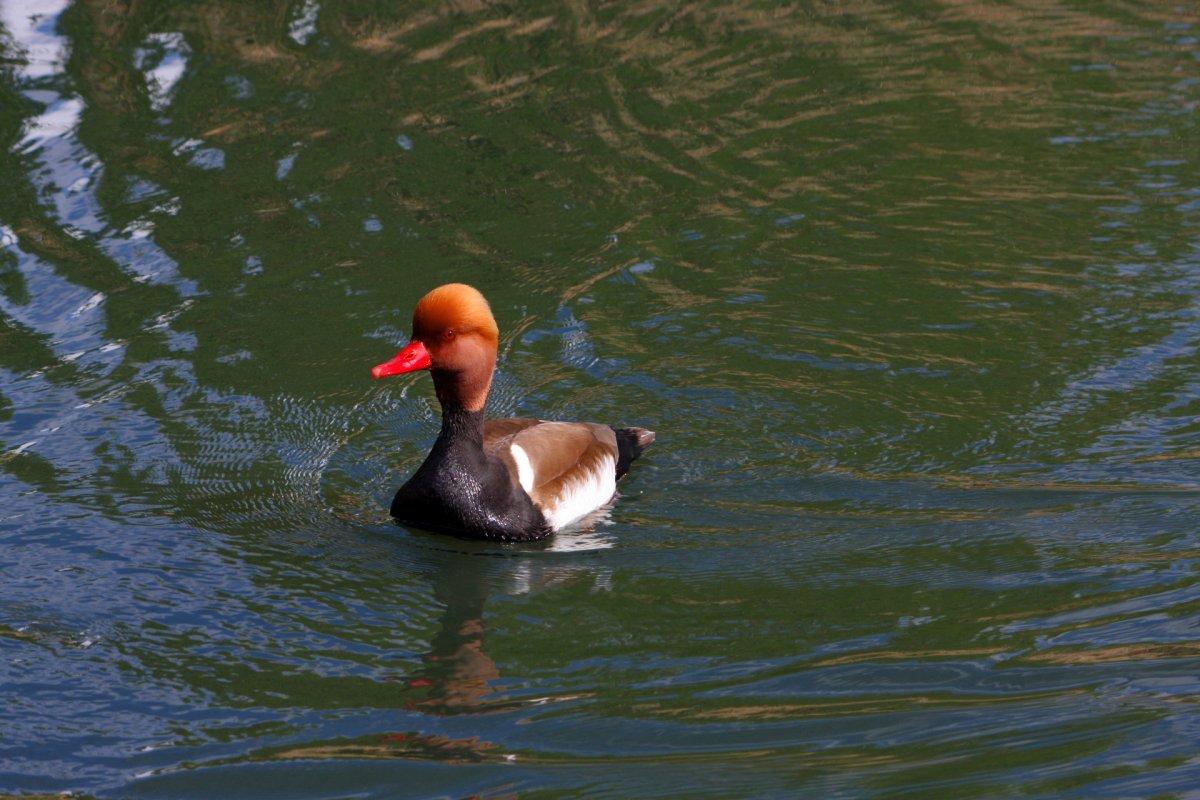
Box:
[483, 418, 619, 528]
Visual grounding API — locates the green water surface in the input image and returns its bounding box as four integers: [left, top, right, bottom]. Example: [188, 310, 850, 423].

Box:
[1, 1, 1199, 797]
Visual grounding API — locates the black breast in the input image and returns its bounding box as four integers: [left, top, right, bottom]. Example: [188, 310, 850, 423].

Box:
[390, 424, 551, 542]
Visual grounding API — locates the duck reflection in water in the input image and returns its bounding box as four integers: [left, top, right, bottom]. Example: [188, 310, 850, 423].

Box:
[402, 539, 610, 716]
[266, 538, 613, 762]
[402, 552, 501, 714]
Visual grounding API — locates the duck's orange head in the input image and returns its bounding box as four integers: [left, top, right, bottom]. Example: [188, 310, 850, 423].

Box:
[371, 283, 500, 411]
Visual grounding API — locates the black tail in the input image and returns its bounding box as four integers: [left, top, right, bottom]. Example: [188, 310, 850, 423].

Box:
[612, 427, 655, 480]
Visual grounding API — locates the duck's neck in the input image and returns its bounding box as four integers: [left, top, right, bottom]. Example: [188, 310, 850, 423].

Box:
[434, 401, 485, 452]
[432, 364, 493, 413]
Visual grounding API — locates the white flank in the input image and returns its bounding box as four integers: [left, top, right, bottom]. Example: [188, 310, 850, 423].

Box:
[543, 455, 617, 532]
[510, 443, 536, 495]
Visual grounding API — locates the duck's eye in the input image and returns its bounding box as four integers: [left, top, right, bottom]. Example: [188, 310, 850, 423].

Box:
[444, 328, 456, 340]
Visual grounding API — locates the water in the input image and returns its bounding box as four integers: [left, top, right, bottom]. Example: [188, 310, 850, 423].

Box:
[1, 1, 1199, 796]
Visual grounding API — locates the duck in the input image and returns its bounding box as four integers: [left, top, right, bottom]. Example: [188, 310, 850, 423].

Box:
[371, 283, 654, 542]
